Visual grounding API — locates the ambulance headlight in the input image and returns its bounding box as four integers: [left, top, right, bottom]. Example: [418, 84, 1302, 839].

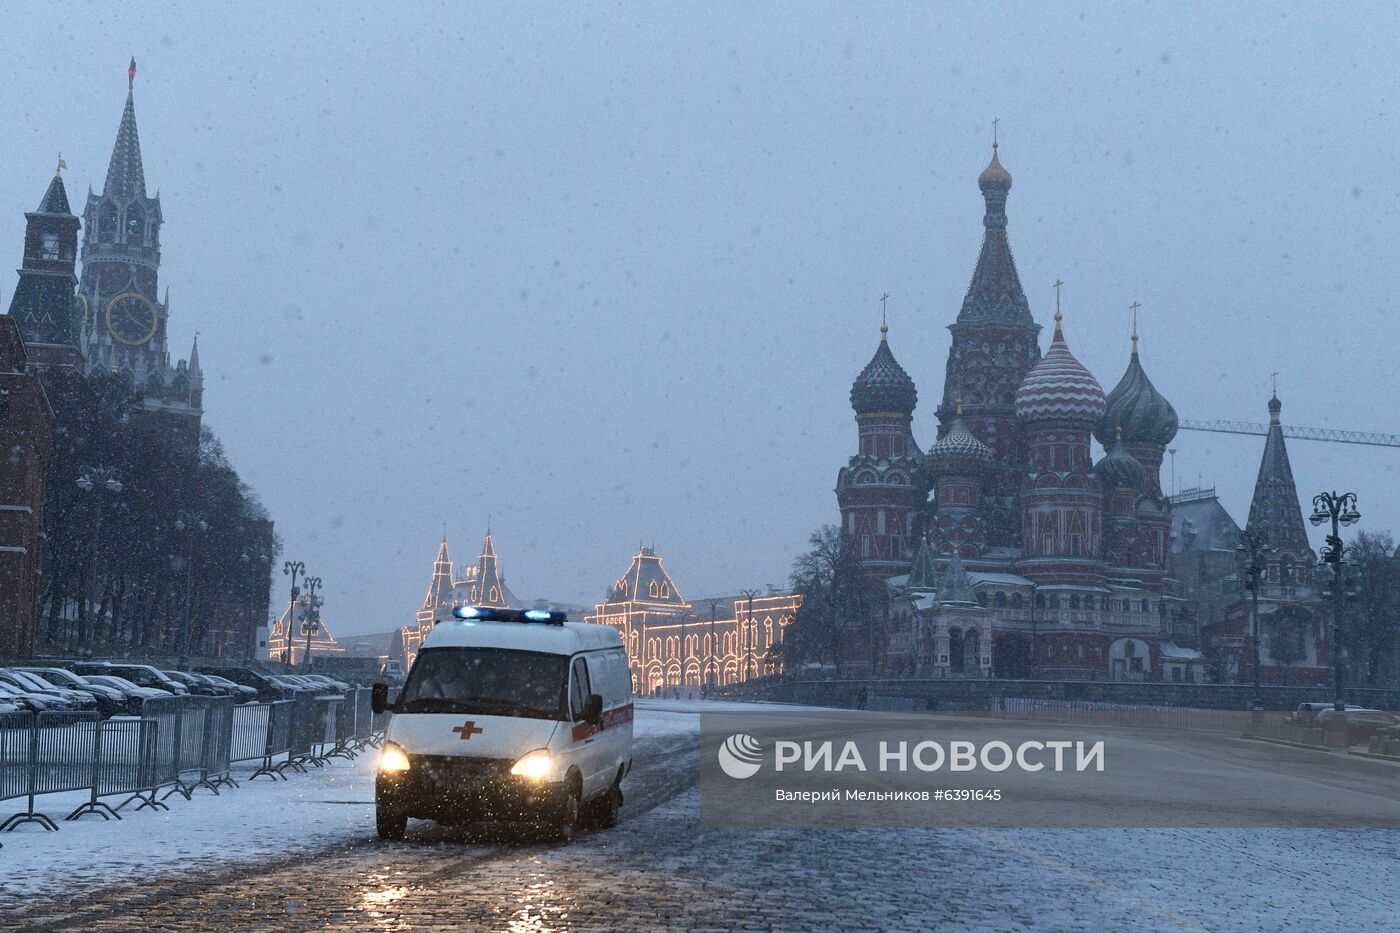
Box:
[379, 742, 411, 773]
[509, 748, 552, 781]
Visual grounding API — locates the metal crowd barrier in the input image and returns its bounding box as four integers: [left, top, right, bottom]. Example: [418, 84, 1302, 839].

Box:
[0, 686, 387, 845]
[1, 711, 101, 832]
[67, 718, 158, 822]
[249, 700, 294, 780]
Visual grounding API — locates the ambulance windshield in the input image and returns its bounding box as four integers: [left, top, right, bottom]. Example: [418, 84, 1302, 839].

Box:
[398, 647, 569, 721]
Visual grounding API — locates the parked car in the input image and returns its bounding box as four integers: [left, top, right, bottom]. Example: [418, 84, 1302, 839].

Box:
[0, 681, 60, 713]
[301, 674, 351, 692]
[80, 674, 175, 707]
[197, 673, 259, 703]
[1292, 702, 1369, 725]
[1316, 707, 1400, 744]
[71, 662, 190, 697]
[193, 667, 293, 703]
[16, 667, 125, 717]
[0, 670, 98, 713]
[161, 670, 229, 698]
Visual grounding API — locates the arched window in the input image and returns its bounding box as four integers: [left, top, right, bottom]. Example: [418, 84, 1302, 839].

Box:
[1069, 594, 1080, 610]
[99, 204, 118, 241]
[1122, 598, 1131, 612]
[1048, 594, 1061, 610]
[1011, 593, 1023, 609]
[995, 592, 1007, 608]
[125, 204, 145, 244]
[1141, 599, 1149, 613]
[1034, 593, 1046, 609]
[976, 592, 987, 607]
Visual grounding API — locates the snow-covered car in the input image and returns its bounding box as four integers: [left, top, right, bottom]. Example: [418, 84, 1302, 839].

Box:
[16, 667, 126, 716]
[302, 674, 351, 692]
[0, 670, 97, 712]
[0, 682, 59, 713]
[162, 670, 231, 698]
[198, 673, 259, 702]
[72, 662, 190, 696]
[194, 667, 292, 703]
[80, 674, 175, 707]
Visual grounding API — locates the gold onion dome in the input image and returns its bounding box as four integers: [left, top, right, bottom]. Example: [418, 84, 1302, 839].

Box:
[978, 143, 1013, 191]
[1095, 426, 1145, 489]
[926, 403, 993, 476]
[851, 329, 917, 416]
[1014, 313, 1106, 423]
[1095, 335, 1178, 447]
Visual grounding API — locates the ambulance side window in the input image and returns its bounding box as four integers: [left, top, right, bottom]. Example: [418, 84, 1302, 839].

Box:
[570, 656, 591, 720]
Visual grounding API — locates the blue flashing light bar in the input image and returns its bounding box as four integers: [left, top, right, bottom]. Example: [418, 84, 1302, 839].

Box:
[449, 605, 567, 625]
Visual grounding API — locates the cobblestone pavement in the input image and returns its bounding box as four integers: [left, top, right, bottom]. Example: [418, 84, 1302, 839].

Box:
[5, 730, 1400, 931]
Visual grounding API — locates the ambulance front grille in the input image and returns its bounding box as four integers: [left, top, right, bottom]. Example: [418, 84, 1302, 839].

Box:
[408, 755, 512, 782]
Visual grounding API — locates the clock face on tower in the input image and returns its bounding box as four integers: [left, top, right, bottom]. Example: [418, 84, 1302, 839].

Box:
[105, 292, 158, 346]
[75, 292, 89, 328]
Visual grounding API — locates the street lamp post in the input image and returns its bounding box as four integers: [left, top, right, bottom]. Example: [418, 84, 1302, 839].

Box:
[1237, 529, 1273, 708]
[174, 510, 209, 659]
[301, 576, 322, 668]
[1310, 491, 1360, 712]
[74, 466, 123, 650]
[283, 560, 306, 664]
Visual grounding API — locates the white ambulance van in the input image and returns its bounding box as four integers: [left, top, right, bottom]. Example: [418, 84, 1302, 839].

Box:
[370, 606, 633, 841]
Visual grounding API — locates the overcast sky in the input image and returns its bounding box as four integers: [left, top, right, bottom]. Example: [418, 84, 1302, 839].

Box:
[4, 3, 1399, 635]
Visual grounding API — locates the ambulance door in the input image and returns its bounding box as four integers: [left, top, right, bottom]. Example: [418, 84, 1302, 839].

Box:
[569, 655, 603, 796]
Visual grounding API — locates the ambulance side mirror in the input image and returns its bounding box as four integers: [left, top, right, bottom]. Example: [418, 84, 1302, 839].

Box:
[371, 682, 391, 715]
[583, 693, 604, 728]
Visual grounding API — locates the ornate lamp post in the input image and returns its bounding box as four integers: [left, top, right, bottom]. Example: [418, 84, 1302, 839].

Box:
[1310, 491, 1360, 712]
[301, 576, 323, 668]
[1236, 529, 1273, 707]
[283, 560, 306, 664]
[174, 510, 209, 658]
[74, 466, 123, 649]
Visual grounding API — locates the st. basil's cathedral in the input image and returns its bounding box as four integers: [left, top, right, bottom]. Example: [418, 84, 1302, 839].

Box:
[837, 144, 1329, 685]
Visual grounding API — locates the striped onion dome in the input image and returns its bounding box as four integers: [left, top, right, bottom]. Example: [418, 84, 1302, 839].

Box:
[1095, 427, 1145, 489]
[926, 405, 992, 476]
[1014, 313, 1106, 424]
[851, 328, 918, 416]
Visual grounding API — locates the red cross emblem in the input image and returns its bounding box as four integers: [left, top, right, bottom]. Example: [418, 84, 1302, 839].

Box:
[451, 721, 484, 741]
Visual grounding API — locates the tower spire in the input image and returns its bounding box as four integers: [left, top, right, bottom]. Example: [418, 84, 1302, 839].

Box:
[104, 59, 147, 200]
[879, 292, 889, 340]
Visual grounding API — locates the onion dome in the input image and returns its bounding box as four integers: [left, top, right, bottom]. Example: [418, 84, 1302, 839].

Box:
[978, 142, 1012, 191]
[1095, 426, 1144, 489]
[1095, 333, 1178, 447]
[926, 402, 992, 476]
[1014, 312, 1106, 423]
[851, 326, 917, 416]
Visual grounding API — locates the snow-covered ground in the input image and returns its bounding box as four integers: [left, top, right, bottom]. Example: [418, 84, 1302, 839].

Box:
[0, 698, 711, 899]
[3, 699, 1399, 931]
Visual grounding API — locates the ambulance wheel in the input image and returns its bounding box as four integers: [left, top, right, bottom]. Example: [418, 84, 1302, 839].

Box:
[594, 785, 622, 829]
[553, 782, 582, 843]
[376, 805, 407, 840]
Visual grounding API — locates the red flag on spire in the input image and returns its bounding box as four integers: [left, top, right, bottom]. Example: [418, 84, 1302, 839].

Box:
[128, 56, 136, 88]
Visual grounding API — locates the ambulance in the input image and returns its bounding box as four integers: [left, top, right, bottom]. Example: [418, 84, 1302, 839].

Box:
[370, 606, 633, 841]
